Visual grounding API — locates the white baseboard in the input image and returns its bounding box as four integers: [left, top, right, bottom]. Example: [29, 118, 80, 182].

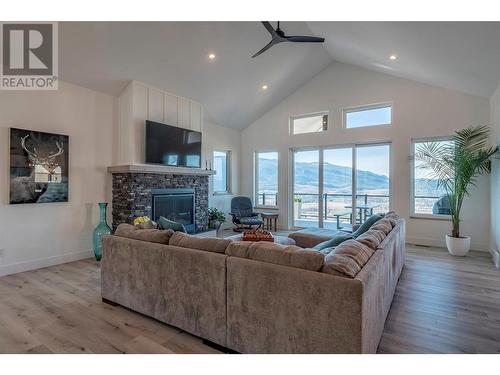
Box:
[490, 248, 500, 269]
[406, 236, 488, 252]
[0, 250, 94, 277]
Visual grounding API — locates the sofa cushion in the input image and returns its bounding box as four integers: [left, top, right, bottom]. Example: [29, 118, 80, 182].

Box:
[158, 216, 187, 233]
[226, 241, 324, 271]
[356, 229, 386, 249]
[114, 223, 173, 244]
[321, 239, 375, 278]
[384, 211, 400, 227]
[313, 233, 353, 251]
[370, 218, 393, 235]
[351, 214, 384, 238]
[169, 231, 232, 254]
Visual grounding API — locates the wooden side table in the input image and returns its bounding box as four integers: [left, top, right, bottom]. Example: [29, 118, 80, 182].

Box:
[260, 212, 279, 232]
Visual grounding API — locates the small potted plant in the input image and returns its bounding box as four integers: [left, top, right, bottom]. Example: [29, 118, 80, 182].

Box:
[209, 207, 226, 235]
[415, 125, 498, 256]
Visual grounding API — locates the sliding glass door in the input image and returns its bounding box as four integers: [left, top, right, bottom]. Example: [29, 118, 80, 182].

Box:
[292, 149, 319, 228]
[355, 144, 391, 220]
[292, 143, 390, 230]
[323, 147, 353, 230]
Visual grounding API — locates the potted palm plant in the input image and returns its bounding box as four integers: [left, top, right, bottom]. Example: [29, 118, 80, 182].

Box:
[415, 125, 498, 256]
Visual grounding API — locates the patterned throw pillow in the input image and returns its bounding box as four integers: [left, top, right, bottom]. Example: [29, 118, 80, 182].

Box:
[356, 229, 386, 249]
[321, 239, 375, 278]
[370, 218, 393, 234]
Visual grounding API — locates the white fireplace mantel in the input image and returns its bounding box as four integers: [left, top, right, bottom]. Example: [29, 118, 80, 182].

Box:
[107, 164, 216, 176]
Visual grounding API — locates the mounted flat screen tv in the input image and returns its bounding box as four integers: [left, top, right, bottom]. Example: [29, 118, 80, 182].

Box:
[145, 120, 202, 168]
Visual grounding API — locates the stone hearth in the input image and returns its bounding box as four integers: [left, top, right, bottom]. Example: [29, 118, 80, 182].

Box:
[109, 166, 213, 232]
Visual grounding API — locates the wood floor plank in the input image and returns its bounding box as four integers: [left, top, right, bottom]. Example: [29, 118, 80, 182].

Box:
[0, 244, 499, 353]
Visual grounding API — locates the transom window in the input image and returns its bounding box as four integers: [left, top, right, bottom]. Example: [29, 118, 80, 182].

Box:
[412, 138, 453, 216]
[290, 112, 328, 135]
[344, 103, 392, 129]
[213, 150, 230, 193]
[255, 151, 279, 207]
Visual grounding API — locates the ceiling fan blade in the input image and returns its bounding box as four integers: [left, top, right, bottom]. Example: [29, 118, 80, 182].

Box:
[286, 35, 325, 43]
[261, 21, 278, 37]
[252, 39, 279, 58]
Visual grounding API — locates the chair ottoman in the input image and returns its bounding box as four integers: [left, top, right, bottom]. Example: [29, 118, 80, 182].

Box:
[288, 228, 342, 248]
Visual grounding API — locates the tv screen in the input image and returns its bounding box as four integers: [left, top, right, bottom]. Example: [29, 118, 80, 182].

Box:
[145, 121, 202, 168]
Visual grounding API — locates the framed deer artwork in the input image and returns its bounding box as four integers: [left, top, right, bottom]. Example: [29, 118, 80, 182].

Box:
[9, 128, 69, 204]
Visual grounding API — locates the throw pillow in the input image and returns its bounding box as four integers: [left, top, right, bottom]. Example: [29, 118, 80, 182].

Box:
[313, 233, 353, 251]
[351, 213, 384, 238]
[158, 216, 187, 233]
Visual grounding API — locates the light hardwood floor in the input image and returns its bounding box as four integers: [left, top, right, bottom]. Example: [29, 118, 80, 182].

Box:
[0, 245, 499, 354]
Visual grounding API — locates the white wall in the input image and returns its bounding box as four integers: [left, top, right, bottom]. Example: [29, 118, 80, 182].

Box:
[241, 62, 491, 251]
[203, 121, 242, 228]
[0, 81, 117, 276]
[117, 81, 204, 165]
[490, 85, 500, 265]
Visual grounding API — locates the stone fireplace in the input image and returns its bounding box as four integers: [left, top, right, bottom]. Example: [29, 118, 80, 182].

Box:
[108, 165, 215, 233]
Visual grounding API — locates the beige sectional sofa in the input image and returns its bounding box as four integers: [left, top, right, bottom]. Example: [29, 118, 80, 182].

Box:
[101, 215, 405, 353]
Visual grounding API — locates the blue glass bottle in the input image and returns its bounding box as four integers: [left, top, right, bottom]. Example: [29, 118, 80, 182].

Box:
[92, 202, 112, 261]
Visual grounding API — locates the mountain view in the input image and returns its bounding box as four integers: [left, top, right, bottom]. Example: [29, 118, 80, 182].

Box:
[258, 158, 443, 214]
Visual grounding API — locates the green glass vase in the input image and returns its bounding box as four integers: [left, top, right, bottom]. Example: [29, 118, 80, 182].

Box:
[92, 202, 112, 261]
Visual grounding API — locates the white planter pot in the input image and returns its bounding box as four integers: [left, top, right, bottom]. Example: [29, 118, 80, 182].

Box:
[445, 235, 471, 256]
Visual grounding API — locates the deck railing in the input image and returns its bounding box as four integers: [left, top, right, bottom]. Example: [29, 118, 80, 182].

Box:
[257, 192, 441, 219]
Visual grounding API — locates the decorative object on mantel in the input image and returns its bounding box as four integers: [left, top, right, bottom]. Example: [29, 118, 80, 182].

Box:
[9, 128, 69, 204]
[92, 202, 112, 261]
[133, 216, 156, 229]
[242, 229, 274, 242]
[209, 207, 226, 236]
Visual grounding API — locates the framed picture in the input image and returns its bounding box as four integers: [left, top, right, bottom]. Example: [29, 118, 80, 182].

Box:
[9, 128, 69, 204]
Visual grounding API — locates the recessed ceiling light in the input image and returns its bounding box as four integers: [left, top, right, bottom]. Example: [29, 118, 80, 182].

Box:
[262, 85, 268, 90]
[389, 54, 397, 61]
[208, 53, 216, 60]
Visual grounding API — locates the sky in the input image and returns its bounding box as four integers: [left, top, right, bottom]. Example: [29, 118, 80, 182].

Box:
[346, 106, 391, 129]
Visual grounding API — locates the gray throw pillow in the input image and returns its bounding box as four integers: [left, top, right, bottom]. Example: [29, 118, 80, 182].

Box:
[313, 233, 353, 251]
[158, 216, 187, 233]
[351, 214, 384, 238]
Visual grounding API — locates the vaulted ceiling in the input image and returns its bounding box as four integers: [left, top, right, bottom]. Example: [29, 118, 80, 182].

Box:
[59, 21, 500, 130]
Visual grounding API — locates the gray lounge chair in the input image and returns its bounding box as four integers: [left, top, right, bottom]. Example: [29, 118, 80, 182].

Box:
[229, 196, 263, 232]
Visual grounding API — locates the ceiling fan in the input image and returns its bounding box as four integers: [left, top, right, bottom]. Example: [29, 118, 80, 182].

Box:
[252, 21, 325, 58]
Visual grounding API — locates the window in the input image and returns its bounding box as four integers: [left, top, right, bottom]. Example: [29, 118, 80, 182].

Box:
[290, 112, 328, 135]
[213, 150, 230, 193]
[344, 103, 392, 129]
[255, 151, 279, 207]
[412, 138, 453, 216]
[292, 144, 390, 230]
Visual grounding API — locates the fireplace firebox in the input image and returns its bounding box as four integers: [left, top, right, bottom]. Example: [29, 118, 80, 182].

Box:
[152, 188, 195, 233]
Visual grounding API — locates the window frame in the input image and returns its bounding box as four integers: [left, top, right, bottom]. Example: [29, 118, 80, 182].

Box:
[212, 150, 231, 194]
[289, 111, 329, 135]
[343, 102, 393, 129]
[410, 136, 452, 220]
[254, 150, 279, 209]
